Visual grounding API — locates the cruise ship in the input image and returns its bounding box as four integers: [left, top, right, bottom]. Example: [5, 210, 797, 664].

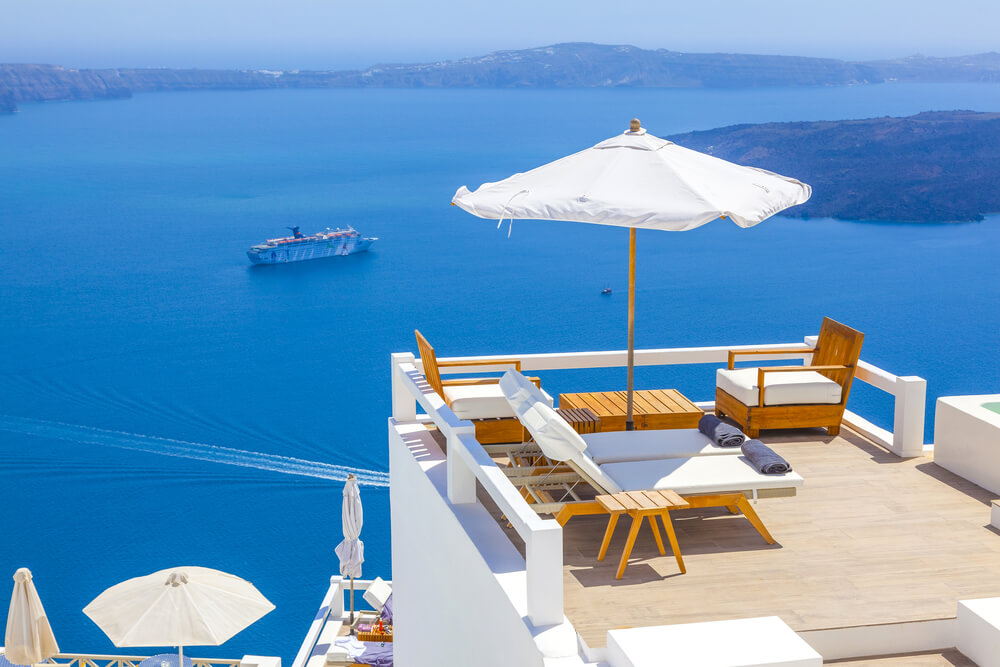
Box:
[247, 227, 376, 264]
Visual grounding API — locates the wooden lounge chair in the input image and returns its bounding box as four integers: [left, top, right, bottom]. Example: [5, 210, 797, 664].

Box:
[414, 329, 545, 444]
[497, 370, 801, 546]
[715, 317, 864, 438]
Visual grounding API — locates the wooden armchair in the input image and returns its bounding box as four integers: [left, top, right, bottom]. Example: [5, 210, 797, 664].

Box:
[715, 317, 864, 438]
[414, 330, 542, 444]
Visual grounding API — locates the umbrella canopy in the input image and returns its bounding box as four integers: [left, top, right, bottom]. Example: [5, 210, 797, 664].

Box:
[83, 566, 274, 649]
[334, 474, 364, 579]
[452, 125, 811, 230]
[4, 568, 59, 665]
[452, 121, 811, 429]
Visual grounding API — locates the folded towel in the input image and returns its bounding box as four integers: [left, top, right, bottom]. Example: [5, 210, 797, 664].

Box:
[741, 439, 792, 474]
[698, 413, 747, 447]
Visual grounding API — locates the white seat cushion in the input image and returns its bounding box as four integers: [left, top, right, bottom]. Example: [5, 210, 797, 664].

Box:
[443, 383, 516, 419]
[580, 429, 741, 464]
[599, 455, 804, 495]
[717, 367, 842, 406]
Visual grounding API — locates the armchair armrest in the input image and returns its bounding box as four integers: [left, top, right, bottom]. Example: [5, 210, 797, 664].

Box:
[441, 376, 542, 388]
[756, 364, 853, 407]
[727, 347, 815, 370]
[437, 358, 522, 370]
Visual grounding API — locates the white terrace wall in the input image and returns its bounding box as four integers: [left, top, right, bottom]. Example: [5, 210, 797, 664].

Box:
[389, 420, 575, 667]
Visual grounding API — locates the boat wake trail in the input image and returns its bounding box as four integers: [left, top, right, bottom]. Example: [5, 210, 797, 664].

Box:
[0, 414, 390, 487]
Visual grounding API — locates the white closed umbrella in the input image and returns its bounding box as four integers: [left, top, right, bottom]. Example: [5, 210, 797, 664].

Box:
[4, 568, 59, 666]
[453, 119, 812, 429]
[83, 566, 274, 667]
[334, 474, 363, 623]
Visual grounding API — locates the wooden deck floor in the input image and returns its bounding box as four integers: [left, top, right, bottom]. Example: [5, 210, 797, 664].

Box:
[480, 426, 1000, 649]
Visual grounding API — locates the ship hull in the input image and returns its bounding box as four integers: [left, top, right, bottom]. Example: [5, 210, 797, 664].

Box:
[248, 237, 375, 265]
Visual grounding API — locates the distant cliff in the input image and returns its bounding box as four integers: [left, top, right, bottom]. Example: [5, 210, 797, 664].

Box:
[667, 110, 1000, 222]
[3, 43, 1000, 112]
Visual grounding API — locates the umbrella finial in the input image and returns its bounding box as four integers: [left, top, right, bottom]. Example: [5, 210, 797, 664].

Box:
[13, 567, 32, 583]
[629, 118, 641, 132]
[165, 572, 189, 587]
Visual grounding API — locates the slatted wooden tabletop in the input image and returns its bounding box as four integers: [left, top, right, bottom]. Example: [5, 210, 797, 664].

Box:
[596, 490, 691, 514]
[559, 389, 703, 430]
[554, 407, 602, 433]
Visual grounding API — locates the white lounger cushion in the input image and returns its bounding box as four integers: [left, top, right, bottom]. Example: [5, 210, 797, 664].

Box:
[717, 367, 842, 406]
[500, 370, 588, 462]
[443, 383, 516, 419]
[599, 455, 804, 496]
[580, 429, 741, 464]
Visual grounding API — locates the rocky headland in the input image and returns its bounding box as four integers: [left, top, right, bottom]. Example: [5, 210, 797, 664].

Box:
[667, 110, 1000, 222]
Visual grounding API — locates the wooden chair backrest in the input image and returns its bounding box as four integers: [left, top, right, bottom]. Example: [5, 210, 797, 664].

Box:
[812, 317, 865, 399]
[414, 330, 444, 396]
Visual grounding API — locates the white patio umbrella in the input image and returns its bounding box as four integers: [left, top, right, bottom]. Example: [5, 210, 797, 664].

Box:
[83, 566, 274, 667]
[452, 119, 812, 429]
[4, 568, 59, 665]
[334, 474, 363, 623]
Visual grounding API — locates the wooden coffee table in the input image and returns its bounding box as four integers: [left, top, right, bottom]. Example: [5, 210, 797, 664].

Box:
[558, 389, 703, 431]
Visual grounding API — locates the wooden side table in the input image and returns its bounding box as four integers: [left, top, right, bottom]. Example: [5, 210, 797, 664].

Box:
[559, 389, 703, 431]
[555, 407, 602, 433]
[596, 490, 690, 579]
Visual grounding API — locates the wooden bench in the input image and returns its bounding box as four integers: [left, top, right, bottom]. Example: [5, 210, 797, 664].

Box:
[596, 490, 691, 579]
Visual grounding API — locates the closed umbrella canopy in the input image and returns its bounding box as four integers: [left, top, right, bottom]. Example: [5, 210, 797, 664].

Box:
[334, 474, 364, 580]
[83, 566, 273, 661]
[453, 122, 811, 429]
[4, 568, 59, 665]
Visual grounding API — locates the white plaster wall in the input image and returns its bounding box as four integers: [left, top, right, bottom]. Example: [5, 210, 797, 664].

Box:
[798, 618, 956, 661]
[389, 420, 571, 667]
[934, 395, 1000, 496]
[958, 599, 1000, 667]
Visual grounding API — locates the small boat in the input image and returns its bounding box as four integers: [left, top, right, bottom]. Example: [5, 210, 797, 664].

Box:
[601, 287, 613, 295]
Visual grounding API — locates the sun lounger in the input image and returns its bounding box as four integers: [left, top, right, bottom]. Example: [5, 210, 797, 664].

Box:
[498, 370, 803, 543]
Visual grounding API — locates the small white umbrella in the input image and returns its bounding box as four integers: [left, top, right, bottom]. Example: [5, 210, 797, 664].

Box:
[83, 566, 274, 666]
[453, 119, 812, 429]
[334, 474, 364, 623]
[4, 568, 59, 665]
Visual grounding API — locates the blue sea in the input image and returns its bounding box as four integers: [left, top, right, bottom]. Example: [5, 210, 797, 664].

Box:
[2, 83, 1000, 662]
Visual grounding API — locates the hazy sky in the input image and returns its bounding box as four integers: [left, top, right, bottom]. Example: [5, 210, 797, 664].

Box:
[3, 0, 998, 69]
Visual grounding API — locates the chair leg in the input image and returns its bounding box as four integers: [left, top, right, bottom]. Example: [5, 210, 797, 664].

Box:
[745, 424, 760, 438]
[827, 424, 841, 436]
[659, 511, 686, 574]
[616, 514, 643, 580]
[735, 496, 776, 544]
[646, 513, 666, 556]
[598, 513, 620, 561]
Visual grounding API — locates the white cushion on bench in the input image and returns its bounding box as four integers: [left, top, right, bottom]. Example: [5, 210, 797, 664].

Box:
[581, 429, 742, 464]
[599, 454, 804, 496]
[443, 383, 516, 419]
[717, 367, 842, 406]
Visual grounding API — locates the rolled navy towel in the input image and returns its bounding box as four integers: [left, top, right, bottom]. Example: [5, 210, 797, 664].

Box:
[741, 439, 792, 474]
[698, 413, 747, 447]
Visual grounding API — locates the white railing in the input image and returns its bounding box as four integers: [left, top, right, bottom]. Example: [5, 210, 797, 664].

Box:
[390, 352, 564, 627]
[399, 336, 927, 458]
[388, 337, 927, 629]
[290, 575, 390, 667]
[39, 656, 241, 667]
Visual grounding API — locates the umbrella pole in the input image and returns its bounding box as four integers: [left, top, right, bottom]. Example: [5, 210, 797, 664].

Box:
[626, 227, 636, 431]
[178, 645, 183, 667]
[349, 577, 355, 625]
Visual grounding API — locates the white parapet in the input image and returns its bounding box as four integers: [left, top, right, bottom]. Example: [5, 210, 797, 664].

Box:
[240, 656, 281, 667]
[606, 616, 821, 667]
[934, 395, 1000, 496]
[958, 598, 1000, 667]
